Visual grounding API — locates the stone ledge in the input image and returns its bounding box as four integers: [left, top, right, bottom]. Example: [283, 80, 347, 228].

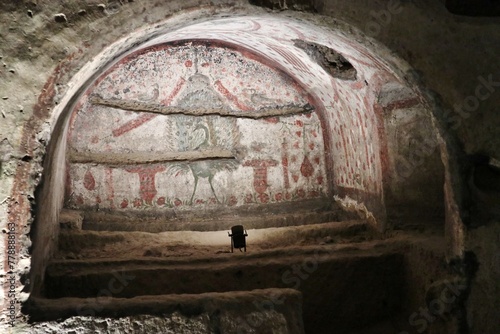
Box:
[24, 288, 304, 334]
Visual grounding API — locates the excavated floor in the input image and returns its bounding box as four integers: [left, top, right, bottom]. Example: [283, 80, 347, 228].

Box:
[29, 216, 446, 334]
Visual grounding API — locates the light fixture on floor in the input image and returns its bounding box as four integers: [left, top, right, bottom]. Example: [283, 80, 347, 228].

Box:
[228, 225, 248, 252]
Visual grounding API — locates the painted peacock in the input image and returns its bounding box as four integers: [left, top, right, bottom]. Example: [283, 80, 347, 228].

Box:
[167, 117, 241, 205]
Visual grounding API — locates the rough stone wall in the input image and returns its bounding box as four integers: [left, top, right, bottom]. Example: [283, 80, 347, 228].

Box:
[466, 222, 500, 334]
[0, 0, 498, 333]
[381, 88, 444, 219]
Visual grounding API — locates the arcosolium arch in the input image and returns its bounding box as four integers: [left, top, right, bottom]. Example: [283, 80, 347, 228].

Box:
[30, 11, 444, 296]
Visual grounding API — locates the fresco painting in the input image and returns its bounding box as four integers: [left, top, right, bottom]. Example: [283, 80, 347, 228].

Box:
[67, 43, 329, 211]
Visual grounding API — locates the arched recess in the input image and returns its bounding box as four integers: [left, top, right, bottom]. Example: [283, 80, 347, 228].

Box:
[66, 40, 332, 221]
[29, 13, 445, 296]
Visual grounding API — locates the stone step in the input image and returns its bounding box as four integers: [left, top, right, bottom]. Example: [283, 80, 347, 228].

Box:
[62, 198, 359, 232]
[43, 240, 405, 333]
[25, 288, 304, 334]
[57, 220, 374, 259]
